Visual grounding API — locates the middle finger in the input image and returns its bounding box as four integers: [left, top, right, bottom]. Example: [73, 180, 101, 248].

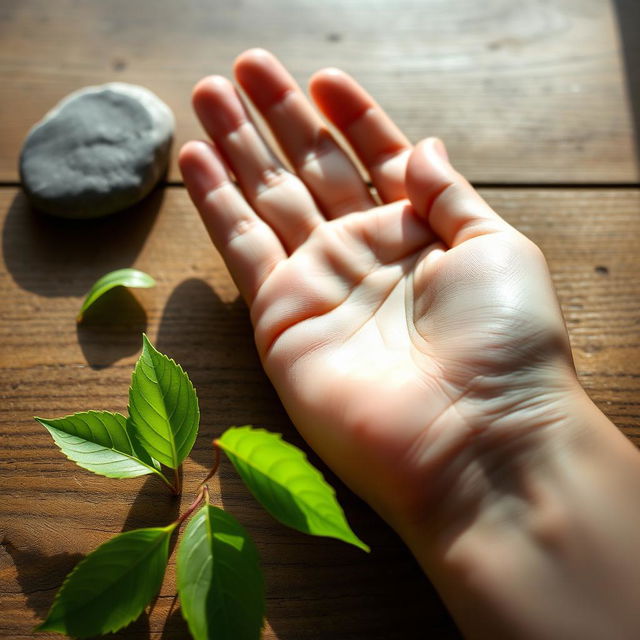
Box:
[234, 48, 376, 218]
[192, 75, 325, 253]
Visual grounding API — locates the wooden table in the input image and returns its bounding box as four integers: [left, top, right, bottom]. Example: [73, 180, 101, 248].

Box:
[1, 2, 639, 638]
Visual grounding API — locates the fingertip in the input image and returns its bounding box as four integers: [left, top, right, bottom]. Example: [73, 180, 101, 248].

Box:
[234, 47, 275, 74]
[234, 48, 296, 111]
[407, 138, 507, 245]
[309, 68, 370, 129]
[309, 66, 347, 89]
[406, 138, 453, 218]
[432, 137, 449, 163]
[178, 140, 230, 205]
[178, 139, 198, 168]
[192, 75, 233, 106]
[191, 75, 246, 136]
[414, 137, 449, 162]
[178, 139, 211, 174]
[308, 68, 342, 105]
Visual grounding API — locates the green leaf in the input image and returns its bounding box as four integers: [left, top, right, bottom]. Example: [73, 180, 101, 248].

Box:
[77, 268, 155, 322]
[128, 334, 199, 469]
[217, 426, 369, 552]
[35, 411, 168, 482]
[177, 505, 264, 640]
[36, 525, 175, 637]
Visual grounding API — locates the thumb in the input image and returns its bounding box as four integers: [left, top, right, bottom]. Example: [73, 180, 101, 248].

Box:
[406, 138, 508, 247]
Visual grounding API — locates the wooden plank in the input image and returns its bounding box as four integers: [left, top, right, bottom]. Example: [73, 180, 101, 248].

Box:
[1, 185, 639, 638]
[0, 0, 637, 185]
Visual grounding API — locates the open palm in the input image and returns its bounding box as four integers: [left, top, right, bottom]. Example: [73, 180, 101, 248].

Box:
[180, 50, 575, 534]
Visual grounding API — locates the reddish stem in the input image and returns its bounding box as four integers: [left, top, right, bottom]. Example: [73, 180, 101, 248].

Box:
[176, 486, 205, 527]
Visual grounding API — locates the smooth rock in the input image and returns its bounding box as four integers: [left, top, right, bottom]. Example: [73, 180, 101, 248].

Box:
[19, 83, 174, 219]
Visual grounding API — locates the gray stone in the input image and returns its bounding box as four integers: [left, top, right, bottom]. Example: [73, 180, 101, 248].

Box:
[19, 83, 174, 219]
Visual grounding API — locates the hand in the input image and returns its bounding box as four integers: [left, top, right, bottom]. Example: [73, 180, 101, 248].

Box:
[179, 49, 579, 539]
[180, 49, 640, 640]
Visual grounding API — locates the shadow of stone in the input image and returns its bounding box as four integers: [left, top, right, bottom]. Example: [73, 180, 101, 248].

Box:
[613, 0, 640, 174]
[76, 288, 147, 369]
[1, 186, 163, 297]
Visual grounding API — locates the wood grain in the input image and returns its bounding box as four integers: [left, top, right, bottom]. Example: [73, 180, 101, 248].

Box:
[1, 186, 639, 638]
[0, 0, 638, 185]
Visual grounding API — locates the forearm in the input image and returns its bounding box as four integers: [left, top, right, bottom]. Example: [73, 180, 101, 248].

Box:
[403, 388, 640, 639]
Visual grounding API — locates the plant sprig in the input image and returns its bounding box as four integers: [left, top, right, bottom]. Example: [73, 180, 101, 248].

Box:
[128, 335, 200, 487]
[35, 335, 368, 639]
[77, 268, 156, 322]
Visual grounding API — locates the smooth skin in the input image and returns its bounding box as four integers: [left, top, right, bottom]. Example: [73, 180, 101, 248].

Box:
[180, 49, 640, 639]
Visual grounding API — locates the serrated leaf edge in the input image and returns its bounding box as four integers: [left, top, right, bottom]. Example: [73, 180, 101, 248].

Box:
[126, 334, 200, 469]
[35, 411, 167, 481]
[35, 524, 176, 635]
[217, 427, 370, 552]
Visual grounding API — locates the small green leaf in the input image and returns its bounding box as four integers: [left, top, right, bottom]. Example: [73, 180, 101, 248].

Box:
[128, 335, 199, 469]
[77, 268, 155, 322]
[177, 505, 264, 640]
[35, 411, 167, 481]
[217, 426, 369, 552]
[36, 524, 175, 637]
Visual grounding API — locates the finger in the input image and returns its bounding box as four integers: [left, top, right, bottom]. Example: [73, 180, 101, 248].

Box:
[234, 49, 375, 218]
[406, 138, 508, 247]
[192, 75, 324, 252]
[179, 140, 286, 306]
[310, 68, 412, 204]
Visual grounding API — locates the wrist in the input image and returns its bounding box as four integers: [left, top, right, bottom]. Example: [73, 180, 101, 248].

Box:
[396, 363, 592, 544]
[400, 378, 640, 638]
